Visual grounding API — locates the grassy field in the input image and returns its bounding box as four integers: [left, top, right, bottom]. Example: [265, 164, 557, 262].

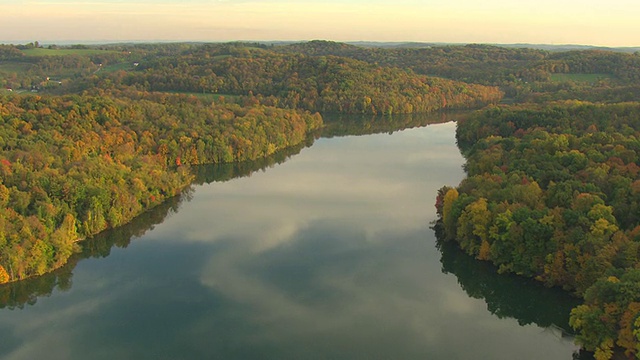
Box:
[163, 91, 240, 102]
[0, 61, 32, 73]
[550, 73, 612, 83]
[101, 62, 136, 73]
[22, 48, 118, 56]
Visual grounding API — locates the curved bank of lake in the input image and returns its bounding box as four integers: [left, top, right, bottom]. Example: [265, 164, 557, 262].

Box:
[0, 116, 586, 359]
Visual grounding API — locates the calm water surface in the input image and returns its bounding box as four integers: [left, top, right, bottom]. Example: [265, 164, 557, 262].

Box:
[0, 118, 583, 359]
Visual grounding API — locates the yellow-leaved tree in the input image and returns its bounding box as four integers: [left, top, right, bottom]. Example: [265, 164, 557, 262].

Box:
[0, 264, 9, 284]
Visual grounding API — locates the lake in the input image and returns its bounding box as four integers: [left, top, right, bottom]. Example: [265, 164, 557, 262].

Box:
[0, 114, 587, 359]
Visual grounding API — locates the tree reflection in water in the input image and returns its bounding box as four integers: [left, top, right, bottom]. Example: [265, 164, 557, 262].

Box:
[0, 112, 453, 310]
[434, 224, 595, 360]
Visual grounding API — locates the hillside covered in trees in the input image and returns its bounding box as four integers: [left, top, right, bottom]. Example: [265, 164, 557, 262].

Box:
[88, 45, 503, 114]
[435, 102, 640, 359]
[279, 41, 640, 103]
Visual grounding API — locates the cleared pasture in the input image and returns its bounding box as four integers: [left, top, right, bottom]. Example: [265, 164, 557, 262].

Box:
[22, 48, 118, 56]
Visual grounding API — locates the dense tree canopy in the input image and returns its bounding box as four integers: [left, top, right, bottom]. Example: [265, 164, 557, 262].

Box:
[0, 92, 321, 282]
[435, 102, 640, 358]
[92, 46, 503, 114]
[278, 41, 640, 103]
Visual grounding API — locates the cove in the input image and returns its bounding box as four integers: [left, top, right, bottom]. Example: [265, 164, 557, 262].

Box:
[0, 113, 586, 359]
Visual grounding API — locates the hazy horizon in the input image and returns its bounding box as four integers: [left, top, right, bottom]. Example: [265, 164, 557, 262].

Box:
[3, 39, 640, 50]
[1, 0, 639, 47]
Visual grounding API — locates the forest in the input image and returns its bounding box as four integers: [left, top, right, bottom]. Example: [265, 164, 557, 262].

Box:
[2, 40, 640, 359]
[435, 102, 640, 359]
[0, 41, 504, 284]
[0, 92, 322, 283]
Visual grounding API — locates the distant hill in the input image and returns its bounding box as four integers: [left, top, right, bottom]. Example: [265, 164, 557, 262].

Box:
[497, 43, 640, 53]
[343, 41, 640, 53]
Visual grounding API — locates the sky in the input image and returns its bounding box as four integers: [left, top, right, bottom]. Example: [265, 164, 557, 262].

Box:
[0, 0, 638, 47]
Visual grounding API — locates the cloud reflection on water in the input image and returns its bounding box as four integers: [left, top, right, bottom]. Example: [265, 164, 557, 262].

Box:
[160, 123, 465, 249]
[0, 122, 580, 360]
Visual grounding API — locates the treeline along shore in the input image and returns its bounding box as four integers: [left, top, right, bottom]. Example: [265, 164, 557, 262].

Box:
[0, 41, 503, 285]
[435, 102, 640, 359]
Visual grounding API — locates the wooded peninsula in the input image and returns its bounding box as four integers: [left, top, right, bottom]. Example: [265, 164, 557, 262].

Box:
[1, 40, 640, 359]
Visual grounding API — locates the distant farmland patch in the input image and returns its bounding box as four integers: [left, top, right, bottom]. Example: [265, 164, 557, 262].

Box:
[22, 48, 119, 56]
[101, 62, 137, 73]
[0, 62, 32, 73]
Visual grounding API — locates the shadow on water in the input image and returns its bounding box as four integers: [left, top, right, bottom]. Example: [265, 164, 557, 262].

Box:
[191, 134, 315, 185]
[0, 138, 312, 310]
[433, 223, 595, 360]
[0, 193, 185, 310]
[192, 111, 467, 185]
[321, 111, 470, 138]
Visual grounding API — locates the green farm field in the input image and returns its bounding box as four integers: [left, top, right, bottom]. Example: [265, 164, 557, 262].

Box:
[100, 62, 136, 72]
[162, 91, 240, 102]
[21, 48, 119, 56]
[0, 62, 32, 73]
